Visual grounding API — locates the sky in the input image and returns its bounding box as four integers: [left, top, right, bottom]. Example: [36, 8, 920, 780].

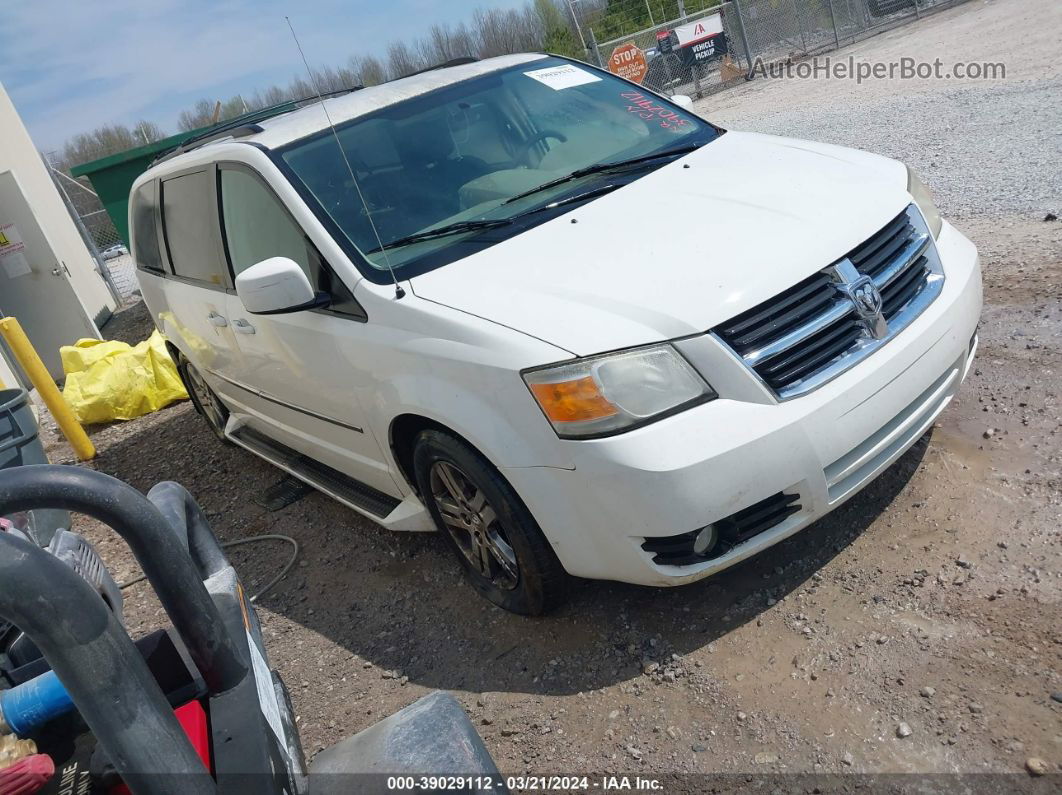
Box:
[0, 0, 527, 154]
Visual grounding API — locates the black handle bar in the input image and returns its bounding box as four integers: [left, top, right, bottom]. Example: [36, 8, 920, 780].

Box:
[0, 465, 247, 694]
[0, 532, 216, 794]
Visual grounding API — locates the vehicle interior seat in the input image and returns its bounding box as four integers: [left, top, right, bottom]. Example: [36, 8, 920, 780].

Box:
[395, 117, 493, 219]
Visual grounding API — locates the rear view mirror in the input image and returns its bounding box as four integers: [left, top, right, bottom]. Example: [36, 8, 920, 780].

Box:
[235, 257, 329, 315]
[671, 94, 694, 109]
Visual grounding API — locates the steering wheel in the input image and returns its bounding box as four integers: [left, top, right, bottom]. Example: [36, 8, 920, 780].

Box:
[519, 130, 568, 164]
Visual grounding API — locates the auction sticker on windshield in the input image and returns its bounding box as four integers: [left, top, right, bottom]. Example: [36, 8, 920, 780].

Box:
[524, 64, 602, 90]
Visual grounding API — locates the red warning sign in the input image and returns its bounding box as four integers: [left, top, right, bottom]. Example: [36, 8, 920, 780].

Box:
[608, 42, 648, 84]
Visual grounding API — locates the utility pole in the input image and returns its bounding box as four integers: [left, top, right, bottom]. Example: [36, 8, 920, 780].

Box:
[731, 0, 757, 80]
[566, 0, 588, 56]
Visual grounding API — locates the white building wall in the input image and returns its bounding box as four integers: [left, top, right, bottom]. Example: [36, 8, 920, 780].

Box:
[0, 82, 116, 327]
[0, 348, 18, 390]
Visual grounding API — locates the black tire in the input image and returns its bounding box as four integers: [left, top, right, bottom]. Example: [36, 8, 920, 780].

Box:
[412, 430, 568, 615]
[176, 355, 229, 442]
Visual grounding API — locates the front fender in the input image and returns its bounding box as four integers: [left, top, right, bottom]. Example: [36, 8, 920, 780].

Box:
[374, 369, 574, 474]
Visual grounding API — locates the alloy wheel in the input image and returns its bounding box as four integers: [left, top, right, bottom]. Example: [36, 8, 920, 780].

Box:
[429, 460, 519, 590]
[185, 364, 226, 434]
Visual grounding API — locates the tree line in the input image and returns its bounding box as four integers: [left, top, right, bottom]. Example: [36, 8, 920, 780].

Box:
[54, 0, 721, 172]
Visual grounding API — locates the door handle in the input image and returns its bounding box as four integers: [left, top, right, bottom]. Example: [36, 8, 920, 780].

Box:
[232, 318, 256, 334]
[207, 312, 228, 327]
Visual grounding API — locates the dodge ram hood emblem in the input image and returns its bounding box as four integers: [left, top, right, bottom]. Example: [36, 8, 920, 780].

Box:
[832, 260, 888, 339]
[852, 280, 883, 317]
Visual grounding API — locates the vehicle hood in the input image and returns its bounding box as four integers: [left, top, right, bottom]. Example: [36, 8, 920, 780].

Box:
[410, 131, 911, 357]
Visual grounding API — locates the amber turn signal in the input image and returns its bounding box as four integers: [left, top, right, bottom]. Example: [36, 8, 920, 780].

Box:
[528, 376, 619, 423]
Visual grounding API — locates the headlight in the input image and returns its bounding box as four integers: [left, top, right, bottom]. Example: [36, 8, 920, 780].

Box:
[906, 167, 943, 239]
[523, 344, 715, 438]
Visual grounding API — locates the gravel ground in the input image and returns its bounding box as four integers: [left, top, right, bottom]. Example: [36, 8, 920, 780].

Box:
[98, 298, 152, 346]
[28, 0, 1060, 790]
[702, 0, 1062, 221]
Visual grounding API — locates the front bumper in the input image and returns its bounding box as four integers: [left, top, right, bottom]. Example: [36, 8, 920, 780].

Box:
[504, 220, 982, 586]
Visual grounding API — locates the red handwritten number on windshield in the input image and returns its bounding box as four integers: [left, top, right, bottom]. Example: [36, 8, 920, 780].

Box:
[620, 90, 690, 130]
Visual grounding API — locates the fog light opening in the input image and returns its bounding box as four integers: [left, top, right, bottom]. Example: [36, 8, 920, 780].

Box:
[693, 524, 718, 557]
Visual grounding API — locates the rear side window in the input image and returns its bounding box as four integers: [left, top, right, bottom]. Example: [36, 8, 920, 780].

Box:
[160, 170, 229, 287]
[218, 166, 363, 317]
[130, 182, 163, 273]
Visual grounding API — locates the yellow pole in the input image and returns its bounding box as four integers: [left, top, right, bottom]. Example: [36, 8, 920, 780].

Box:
[0, 317, 95, 461]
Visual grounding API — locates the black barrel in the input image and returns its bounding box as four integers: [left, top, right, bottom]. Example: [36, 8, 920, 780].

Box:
[0, 388, 70, 545]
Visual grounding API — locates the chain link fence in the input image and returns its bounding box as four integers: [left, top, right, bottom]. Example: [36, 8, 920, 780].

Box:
[590, 3, 751, 99]
[49, 167, 136, 305]
[590, 0, 974, 99]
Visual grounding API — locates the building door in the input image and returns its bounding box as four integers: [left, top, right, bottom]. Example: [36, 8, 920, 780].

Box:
[0, 170, 100, 379]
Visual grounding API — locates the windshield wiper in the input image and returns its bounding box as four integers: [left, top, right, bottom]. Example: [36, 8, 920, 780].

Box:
[368, 218, 512, 253]
[502, 144, 703, 206]
[366, 145, 702, 254]
[367, 145, 703, 253]
[504, 183, 624, 221]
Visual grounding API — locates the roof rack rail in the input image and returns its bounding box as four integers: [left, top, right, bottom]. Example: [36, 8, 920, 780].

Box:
[153, 123, 265, 164]
[406, 56, 479, 77]
[151, 85, 363, 165]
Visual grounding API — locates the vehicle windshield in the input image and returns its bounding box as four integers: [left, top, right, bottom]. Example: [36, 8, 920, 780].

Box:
[279, 57, 720, 278]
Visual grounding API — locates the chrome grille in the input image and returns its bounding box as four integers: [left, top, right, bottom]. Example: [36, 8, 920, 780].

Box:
[716, 271, 864, 392]
[716, 272, 838, 353]
[849, 209, 915, 278]
[714, 205, 944, 399]
[850, 208, 932, 321]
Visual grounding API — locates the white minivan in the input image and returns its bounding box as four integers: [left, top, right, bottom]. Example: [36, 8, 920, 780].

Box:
[131, 54, 982, 614]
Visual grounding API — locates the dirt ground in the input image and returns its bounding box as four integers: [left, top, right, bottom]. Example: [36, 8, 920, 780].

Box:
[29, 0, 1059, 790]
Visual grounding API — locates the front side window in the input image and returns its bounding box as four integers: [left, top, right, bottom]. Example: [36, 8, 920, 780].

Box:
[218, 166, 363, 316]
[220, 168, 317, 278]
[279, 57, 719, 279]
[160, 170, 229, 287]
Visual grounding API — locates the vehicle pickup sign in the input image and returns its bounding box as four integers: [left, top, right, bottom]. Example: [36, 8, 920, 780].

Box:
[675, 13, 729, 66]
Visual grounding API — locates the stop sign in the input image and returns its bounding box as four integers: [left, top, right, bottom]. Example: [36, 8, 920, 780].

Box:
[608, 42, 648, 84]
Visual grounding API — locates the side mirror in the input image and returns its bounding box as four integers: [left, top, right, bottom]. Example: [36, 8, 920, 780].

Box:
[670, 94, 694, 109]
[234, 257, 329, 315]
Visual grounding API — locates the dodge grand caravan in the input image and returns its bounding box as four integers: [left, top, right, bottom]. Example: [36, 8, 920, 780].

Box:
[131, 54, 982, 614]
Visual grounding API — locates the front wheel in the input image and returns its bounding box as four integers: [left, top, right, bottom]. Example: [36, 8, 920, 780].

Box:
[412, 430, 568, 615]
[177, 355, 229, 442]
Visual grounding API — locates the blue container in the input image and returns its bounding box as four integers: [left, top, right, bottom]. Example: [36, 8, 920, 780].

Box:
[0, 670, 74, 736]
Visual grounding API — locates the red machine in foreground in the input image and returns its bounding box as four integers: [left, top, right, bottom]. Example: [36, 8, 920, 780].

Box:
[0, 465, 503, 794]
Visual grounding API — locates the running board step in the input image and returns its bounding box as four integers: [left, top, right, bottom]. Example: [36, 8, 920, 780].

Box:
[231, 426, 401, 518]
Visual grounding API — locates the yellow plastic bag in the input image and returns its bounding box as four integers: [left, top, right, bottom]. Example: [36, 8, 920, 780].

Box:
[61, 330, 188, 424]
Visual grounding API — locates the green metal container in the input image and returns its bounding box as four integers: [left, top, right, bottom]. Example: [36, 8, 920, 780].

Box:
[70, 101, 304, 247]
[69, 128, 210, 247]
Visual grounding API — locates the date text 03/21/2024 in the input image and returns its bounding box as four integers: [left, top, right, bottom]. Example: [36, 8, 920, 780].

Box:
[386, 775, 664, 791]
